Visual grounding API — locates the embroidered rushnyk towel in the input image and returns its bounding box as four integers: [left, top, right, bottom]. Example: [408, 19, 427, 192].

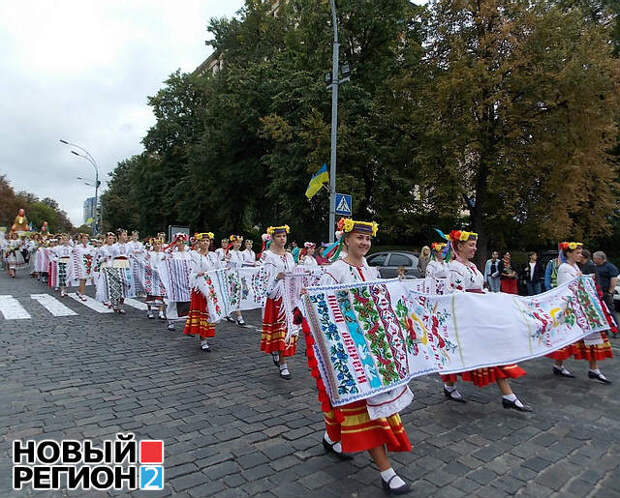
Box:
[196, 268, 230, 322]
[283, 266, 326, 341]
[195, 265, 276, 322]
[302, 275, 608, 407]
[158, 259, 191, 302]
[229, 266, 274, 312]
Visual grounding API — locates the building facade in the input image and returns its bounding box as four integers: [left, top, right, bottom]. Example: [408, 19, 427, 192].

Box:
[83, 197, 96, 225]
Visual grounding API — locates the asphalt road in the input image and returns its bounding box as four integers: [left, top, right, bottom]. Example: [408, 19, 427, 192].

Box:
[1, 272, 619, 497]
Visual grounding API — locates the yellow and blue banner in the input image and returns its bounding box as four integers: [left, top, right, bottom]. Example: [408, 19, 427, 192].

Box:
[305, 164, 329, 199]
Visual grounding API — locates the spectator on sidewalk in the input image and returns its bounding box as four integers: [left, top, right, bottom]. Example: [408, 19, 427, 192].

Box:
[499, 252, 519, 294]
[417, 245, 431, 277]
[522, 252, 545, 295]
[593, 251, 618, 330]
[290, 241, 300, 263]
[544, 254, 561, 291]
[483, 250, 501, 292]
[579, 249, 597, 276]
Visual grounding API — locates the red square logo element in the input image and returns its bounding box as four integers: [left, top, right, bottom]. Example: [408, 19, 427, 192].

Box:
[140, 440, 164, 464]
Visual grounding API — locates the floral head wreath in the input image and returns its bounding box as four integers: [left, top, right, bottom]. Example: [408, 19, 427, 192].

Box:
[229, 234, 243, 242]
[163, 233, 188, 252]
[430, 242, 448, 262]
[260, 233, 272, 254]
[195, 232, 214, 240]
[559, 241, 582, 251]
[558, 241, 583, 263]
[336, 218, 379, 238]
[448, 230, 478, 242]
[304, 242, 316, 249]
[116, 228, 127, 235]
[266, 225, 290, 236]
[322, 218, 379, 262]
[434, 229, 477, 262]
[106, 232, 116, 238]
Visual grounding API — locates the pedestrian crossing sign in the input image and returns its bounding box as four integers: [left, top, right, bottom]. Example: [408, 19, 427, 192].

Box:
[335, 193, 352, 216]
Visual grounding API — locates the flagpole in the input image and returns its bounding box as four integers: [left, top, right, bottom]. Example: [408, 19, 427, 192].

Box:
[328, 0, 338, 244]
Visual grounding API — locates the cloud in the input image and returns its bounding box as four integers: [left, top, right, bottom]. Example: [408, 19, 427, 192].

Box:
[0, 0, 243, 226]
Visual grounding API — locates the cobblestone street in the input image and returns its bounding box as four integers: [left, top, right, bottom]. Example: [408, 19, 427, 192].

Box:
[1, 273, 619, 497]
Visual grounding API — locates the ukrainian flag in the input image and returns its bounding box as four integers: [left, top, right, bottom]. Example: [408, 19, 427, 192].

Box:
[305, 164, 329, 199]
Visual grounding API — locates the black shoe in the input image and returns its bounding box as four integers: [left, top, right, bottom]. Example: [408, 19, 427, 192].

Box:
[553, 366, 575, 378]
[502, 398, 533, 412]
[381, 476, 410, 495]
[271, 352, 280, 367]
[588, 371, 612, 384]
[279, 367, 291, 380]
[443, 387, 466, 403]
[200, 343, 211, 352]
[225, 316, 235, 323]
[322, 438, 353, 461]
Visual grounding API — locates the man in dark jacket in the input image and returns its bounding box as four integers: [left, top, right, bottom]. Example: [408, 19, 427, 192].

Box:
[522, 252, 545, 295]
[593, 251, 618, 330]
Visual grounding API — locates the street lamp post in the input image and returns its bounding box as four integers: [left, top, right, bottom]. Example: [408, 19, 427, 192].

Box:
[328, 0, 339, 244]
[60, 139, 100, 235]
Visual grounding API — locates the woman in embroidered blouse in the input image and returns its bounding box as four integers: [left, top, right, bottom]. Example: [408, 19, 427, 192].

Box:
[425, 242, 449, 280]
[260, 225, 297, 380]
[53, 234, 73, 297]
[440, 230, 532, 412]
[163, 234, 193, 331]
[548, 242, 612, 384]
[242, 239, 256, 265]
[73, 233, 94, 302]
[298, 242, 318, 266]
[144, 237, 167, 320]
[225, 235, 248, 327]
[306, 219, 411, 496]
[184, 233, 221, 351]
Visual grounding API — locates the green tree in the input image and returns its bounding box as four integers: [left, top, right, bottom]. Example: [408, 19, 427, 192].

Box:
[414, 0, 618, 263]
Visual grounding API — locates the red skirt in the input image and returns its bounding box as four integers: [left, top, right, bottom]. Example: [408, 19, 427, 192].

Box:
[302, 318, 411, 454]
[260, 297, 298, 357]
[500, 278, 518, 294]
[441, 364, 526, 387]
[183, 290, 215, 339]
[547, 332, 613, 362]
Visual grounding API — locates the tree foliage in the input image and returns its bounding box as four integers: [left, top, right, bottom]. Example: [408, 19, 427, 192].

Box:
[0, 175, 73, 233]
[101, 0, 618, 259]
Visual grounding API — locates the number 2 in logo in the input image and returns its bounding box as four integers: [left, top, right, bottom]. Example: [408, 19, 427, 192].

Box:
[140, 466, 164, 490]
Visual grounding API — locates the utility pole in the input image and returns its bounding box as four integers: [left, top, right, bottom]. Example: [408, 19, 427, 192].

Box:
[328, 0, 339, 244]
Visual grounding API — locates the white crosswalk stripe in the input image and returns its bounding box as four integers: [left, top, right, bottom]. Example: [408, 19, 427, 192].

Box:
[67, 293, 113, 313]
[31, 294, 78, 317]
[0, 292, 156, 319]
[123, 298, 148, 311]
[0, 294, 32, 319]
